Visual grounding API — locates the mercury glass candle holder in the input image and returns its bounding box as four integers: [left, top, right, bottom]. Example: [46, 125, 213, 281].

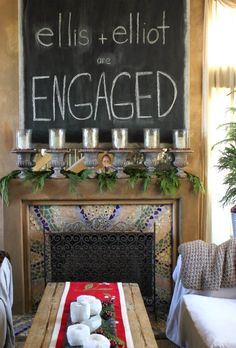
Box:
[16, 129, 33, 149]
[12, 149, 38, 179]
[169, 149, 193, 178]
[82, 128, 99, 149]
[78, 149, 100, 178]
[112, 128, 128, 149]
[46, 149, 70, 178]
[49, 129, 65, 149]
[144, 128, 160, 149]
[172, 129, 189, 149]
[173, 152, 188, 178]
[110, 150, 131, 178]
[141, 149, 162, 172]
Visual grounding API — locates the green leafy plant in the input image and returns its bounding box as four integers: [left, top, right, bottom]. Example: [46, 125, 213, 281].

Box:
[61, 169, 92, 192]
[123, 165, 152, 191]
[185, 171, 205, 194]
[215, 144, 236, 206]
[0, 162, 204, 206]
[23, 169, 54, 192]
[212, 91, 236, 206]
[97, 171, 117, 192]
[154, 167, 181, 195]
[0, 170, 21, 206]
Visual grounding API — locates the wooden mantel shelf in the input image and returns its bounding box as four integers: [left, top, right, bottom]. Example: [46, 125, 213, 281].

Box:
[6, 176, 199, 202]
[4, 178, 201, 313]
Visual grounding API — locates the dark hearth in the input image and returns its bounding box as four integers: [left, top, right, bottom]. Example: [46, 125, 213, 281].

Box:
[44, 231, 155, 310]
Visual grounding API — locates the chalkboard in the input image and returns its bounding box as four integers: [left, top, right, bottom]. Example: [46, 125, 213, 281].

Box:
[21, 0, 188, 144]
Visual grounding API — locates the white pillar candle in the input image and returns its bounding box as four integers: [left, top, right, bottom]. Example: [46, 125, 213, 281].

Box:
[144, 128, 160, 148]
[112, 128, 128, 149]
[49, 129, 65, 149]
[173, 129, 188, 149]
[16, 129, 32, 149]
[82, 128, 99, 148]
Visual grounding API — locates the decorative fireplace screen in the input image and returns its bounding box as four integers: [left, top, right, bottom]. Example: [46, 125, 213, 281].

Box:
[44, 231, 155, 310]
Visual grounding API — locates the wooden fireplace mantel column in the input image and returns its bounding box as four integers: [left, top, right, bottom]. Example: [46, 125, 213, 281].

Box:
[4, 178, 201, 313]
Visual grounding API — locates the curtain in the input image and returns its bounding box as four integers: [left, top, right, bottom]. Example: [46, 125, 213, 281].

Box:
[218, 0, 236, 7]
[204, 0, 236, 243]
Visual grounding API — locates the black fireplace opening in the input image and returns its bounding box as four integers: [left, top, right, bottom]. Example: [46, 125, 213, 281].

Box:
[44, 231, 155, 310]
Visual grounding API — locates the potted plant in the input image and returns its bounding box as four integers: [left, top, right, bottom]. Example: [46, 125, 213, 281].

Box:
[213, 97, 236, 235]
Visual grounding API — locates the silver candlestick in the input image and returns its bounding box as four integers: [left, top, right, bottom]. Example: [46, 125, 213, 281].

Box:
[46, 149, 71, 178]
[140, 149, 162, 172]
[110, 149, 132, 178]
[169, 149, 193, 178]
[78, 149, 100, 178]
[12, 149, 38, 179]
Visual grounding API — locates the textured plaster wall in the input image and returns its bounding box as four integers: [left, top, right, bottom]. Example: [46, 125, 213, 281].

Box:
[0, 0, 19, 248]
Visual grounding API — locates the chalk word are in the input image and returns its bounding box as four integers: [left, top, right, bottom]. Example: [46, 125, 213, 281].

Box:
[32, 71, 177, 122]
[35, 11, 170, 48]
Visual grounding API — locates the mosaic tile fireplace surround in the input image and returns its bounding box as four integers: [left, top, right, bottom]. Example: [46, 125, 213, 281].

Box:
[29, 203, 176, 320]
[5, 179, 202, 322]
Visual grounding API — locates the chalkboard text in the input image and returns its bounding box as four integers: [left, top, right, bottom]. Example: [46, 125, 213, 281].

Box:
[35, 11, 170, 48]
[32, 70, 177, 122]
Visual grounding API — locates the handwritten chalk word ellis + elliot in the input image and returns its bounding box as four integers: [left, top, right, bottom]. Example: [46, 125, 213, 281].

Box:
[35, 11, 170, 48]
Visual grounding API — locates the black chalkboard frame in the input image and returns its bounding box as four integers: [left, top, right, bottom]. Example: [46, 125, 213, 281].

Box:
[19, 0, 190, 145]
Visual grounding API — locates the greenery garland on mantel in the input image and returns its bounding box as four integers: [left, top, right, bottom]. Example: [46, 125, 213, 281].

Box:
[0, 165, 204, 206]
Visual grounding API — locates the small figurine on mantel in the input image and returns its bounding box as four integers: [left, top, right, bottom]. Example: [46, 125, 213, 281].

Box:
[96, 152, 115, 173]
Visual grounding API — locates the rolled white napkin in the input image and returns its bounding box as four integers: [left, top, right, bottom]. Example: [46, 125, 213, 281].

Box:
[77, 295, 102, 315]
[90, 299, 102, 316]
[77, 295, 96, 304]
[83, 334, 110, 348]
[70, 300, 90, 323]
[66, 323, 90, 346]
[82, 315, 102, 333]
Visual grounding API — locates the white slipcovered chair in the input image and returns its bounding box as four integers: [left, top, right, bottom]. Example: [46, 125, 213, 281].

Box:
[166, 251, 236, 348]
[0, 253, 14, 348]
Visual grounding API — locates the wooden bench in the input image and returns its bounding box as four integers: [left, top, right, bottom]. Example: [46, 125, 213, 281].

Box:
[24, 282, 158, 348]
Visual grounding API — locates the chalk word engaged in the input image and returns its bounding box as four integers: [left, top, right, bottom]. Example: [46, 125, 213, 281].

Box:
[32, 71, 177, 121]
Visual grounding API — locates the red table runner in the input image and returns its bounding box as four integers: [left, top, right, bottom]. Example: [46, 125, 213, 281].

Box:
[49, 282, 134, 348]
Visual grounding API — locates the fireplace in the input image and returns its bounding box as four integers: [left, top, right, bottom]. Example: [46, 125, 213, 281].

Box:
[3, 178, 201, 315]
[29, 202, 175, 318]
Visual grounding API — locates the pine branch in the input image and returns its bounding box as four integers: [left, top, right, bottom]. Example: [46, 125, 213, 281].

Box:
[23, 169, 53, 192]
[185, 172, 204, 193]
[124, 166, 152, 191]
[0, 170, 21, 206]
[154, 167, 180, 195]
[61, 169, 92, 192]
[97, 171, 117, 192]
